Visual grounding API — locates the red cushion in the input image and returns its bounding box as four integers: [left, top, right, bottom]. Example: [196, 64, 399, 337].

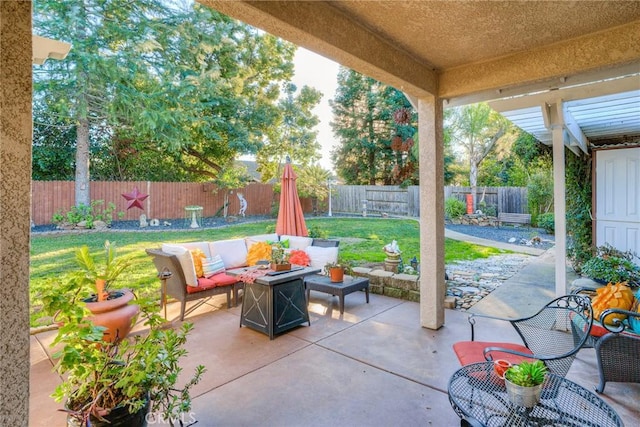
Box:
[590, 322, 609, 338]
[186, 273, 238, 294]
[453, 341, 535, 366]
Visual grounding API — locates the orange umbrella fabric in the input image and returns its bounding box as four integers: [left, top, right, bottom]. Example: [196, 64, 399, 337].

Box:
[276, 161, 308, 237]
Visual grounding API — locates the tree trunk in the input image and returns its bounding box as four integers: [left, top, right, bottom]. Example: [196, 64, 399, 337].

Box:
[469, 160, 478, 213]
[75, 118, 91, 207]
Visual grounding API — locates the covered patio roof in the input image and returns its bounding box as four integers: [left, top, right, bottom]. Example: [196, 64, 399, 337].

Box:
[203, 1, 640, 107]
[201, 1, 640, 317]
[203, 1, 640, 149]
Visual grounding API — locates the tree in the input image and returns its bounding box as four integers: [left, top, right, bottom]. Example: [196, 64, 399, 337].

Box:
[296, 164, 331, 215]
[330, 68, 416, 185]
[33, 0, 172, 204]
[32, 0, 300, 193]
[256, 83, 323, 183]
[448, 103, 510, 210]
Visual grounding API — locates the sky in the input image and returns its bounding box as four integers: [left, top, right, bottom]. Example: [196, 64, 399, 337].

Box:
[291, 48, 340, 171]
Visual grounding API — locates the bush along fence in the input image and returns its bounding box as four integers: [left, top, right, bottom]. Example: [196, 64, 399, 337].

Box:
[31, 181, 529, 226]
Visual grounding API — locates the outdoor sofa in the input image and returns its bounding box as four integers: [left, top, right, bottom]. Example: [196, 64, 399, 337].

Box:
[147, 234, 339, 321]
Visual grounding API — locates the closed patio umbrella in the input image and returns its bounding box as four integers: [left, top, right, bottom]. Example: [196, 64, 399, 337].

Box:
[276, 159, 308, 237]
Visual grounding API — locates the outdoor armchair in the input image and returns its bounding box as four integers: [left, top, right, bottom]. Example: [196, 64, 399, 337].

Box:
[592, 307, 640, 393]
[452, 294, 593, 377]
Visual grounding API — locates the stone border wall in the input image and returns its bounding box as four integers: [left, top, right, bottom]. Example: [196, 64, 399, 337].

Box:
[353, 267, 420, 302]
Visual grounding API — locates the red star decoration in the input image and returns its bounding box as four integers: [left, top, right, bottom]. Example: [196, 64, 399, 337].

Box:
[122, 187, 149, 210]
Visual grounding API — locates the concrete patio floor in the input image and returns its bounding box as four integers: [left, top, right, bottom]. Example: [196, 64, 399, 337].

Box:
[30, 284, 640, 426]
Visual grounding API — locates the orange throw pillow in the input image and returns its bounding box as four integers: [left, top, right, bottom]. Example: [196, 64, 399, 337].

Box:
[246, 241, 272, 266]
[190, 249, 207, 278]
[288, 249, 310, 266]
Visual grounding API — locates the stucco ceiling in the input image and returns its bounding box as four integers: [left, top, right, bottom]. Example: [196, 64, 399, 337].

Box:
[328, 1, 640, 70]
[204, 0, 640, 148]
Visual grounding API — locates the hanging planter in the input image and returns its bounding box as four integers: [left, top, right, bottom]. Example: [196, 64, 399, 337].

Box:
[402, 137, 414, 151]
[391, 135, 403, 151]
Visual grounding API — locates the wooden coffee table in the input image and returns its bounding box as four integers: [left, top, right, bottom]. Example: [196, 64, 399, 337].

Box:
[304, 274, 370, 314]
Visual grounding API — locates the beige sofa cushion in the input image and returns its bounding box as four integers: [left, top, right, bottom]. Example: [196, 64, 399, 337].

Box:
[176, 242, 213, 259]
[280, 235, 313, 251]
[210, 238, 248, 269]
[305, 246, 339, 271]
[162, 244, 199, 286]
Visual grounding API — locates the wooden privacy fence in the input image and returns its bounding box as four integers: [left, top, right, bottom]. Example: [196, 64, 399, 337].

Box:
[330, 185, 528, 217]
[443, 186, 528, 214]
[31, 181, 287, 226]
[31, 181, 526, 225]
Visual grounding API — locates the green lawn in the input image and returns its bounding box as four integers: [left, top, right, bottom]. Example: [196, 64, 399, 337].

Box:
[30, 217, 508, 327]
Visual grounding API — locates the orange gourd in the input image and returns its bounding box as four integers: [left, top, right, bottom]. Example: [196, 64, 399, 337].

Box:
[591, 282, 634, 325]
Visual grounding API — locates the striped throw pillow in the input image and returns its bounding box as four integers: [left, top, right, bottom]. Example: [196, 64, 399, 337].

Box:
[202, 255, 226, 278]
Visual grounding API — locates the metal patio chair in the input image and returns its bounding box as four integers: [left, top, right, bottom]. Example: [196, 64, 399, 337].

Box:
[453, 294, 593, 377]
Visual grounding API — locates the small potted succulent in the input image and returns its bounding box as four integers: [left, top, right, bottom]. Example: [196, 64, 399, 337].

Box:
[503, 360, 548, 408]
[270, 242, 291, 271]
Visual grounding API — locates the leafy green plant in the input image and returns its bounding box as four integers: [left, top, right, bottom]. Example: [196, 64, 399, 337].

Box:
[581, 244, 640, 285]
[536, 212, 554, 234]
[308, 224, 329, 239]
[505, 360, 547, 387]
[445, 197, 466, 219]
[270, 242, 288, 264]
[42, 278, 205, 426]
[74, 241, 132, 301]
[566, 150, 592, 271]
[52, 200, 123, 228]
[477, 201, 497, 217]
[324, 256, 354, 276]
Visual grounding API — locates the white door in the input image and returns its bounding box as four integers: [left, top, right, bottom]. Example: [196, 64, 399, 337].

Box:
[595, 147, 640, 264]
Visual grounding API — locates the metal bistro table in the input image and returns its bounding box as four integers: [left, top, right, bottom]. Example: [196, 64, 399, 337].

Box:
[227, 266, 320, 340]
[448, 362, 623, 427]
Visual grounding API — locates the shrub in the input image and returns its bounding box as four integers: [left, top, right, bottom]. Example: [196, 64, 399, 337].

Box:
[537, 213, 554, 234]
[51, 200, 123, 228]
[581, 244, 640, 285]
[477, 201, 497, 217]
[308, 225, 329, 239]
[445, 197, 466, 219]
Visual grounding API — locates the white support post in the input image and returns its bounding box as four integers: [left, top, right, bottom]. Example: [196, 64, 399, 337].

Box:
[549, 101, 569, 297]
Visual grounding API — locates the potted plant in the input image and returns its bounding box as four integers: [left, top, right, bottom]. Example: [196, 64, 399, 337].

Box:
[580, 244, 640, 286]
[42, 268, 205, 427]
[72, 241, 139, 342]
[270, 242, 291, 271]
[324, 257, 354, 283]
[503, 360, 548, 408]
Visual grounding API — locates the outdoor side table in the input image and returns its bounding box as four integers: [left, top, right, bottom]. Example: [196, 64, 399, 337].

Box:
[447, 362, 623, 427]
[304, 274, 370, 314]
[227, 266, 320, 340]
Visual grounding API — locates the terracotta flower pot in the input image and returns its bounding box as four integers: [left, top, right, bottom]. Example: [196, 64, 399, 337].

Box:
[84, 289, 139, 343]
[328, 267, 344, 283]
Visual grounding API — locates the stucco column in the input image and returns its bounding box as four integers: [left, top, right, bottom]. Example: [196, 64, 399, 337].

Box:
[418, 96, 445, 329]
[0, 1, 32, 424]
